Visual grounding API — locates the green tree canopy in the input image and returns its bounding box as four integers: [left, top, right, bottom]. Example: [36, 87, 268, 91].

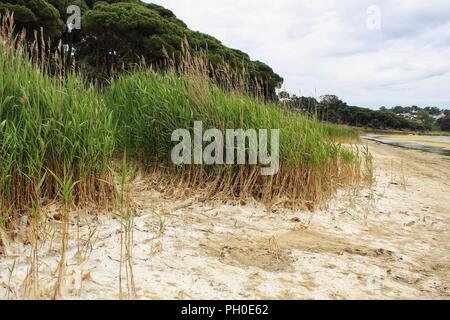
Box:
[0, 0, 64, 37]
[437, 113, 450, 131]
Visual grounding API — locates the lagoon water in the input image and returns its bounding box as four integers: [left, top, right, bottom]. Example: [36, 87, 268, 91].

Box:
[363, 134, 450, 156]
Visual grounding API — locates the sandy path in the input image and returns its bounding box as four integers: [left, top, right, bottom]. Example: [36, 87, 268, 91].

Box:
[0, 140, 449, 299]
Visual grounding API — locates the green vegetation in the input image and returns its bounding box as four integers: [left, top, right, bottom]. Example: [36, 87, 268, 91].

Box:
[282, 93, 449, 132]
[437, 112, 450, 131]
[0, 23, 115, 215]
[0, 16, 364, 223]
[0, 0, 65, 38]
[387, 106, 450, 131]
[0, 0, 283, 99]
[107, 69, 362, 205]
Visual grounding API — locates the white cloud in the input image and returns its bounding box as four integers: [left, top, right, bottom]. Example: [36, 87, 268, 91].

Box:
[149, 0, 450, 108]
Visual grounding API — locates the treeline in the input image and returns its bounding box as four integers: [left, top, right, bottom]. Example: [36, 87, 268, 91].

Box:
[384, 105, 450, 131]
[0, 0, 283, 99]
[280, 93, 450, 132]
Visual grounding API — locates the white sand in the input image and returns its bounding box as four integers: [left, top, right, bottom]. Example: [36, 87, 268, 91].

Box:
[0, 141, 449, 299]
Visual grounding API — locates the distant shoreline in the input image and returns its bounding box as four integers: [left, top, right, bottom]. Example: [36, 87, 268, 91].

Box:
[362, 134, 450, 156]
[362, 128, 450, 136]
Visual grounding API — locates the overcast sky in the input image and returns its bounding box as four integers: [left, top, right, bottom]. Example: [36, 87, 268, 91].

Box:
[150, 1, 450, 109]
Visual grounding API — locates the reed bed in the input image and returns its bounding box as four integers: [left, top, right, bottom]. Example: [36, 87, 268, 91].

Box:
[0, 17, 115, 225]
[321, 123, 360, 142]
[0, 13, 365, 231]
[107, 69, 363, 207]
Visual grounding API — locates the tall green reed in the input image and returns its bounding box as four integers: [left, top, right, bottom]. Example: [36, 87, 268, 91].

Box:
[0, 18, 115, 223]
[0, 11, 364, 219]
[106, 69, 362, 207]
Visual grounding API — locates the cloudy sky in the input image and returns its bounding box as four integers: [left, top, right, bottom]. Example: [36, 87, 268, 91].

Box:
[151, 1, 450, 109]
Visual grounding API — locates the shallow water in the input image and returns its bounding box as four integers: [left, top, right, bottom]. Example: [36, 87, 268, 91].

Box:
[363, 134, 450, 157]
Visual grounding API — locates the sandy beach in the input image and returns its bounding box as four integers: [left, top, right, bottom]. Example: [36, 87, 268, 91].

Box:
[0, 140, 449, 300]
